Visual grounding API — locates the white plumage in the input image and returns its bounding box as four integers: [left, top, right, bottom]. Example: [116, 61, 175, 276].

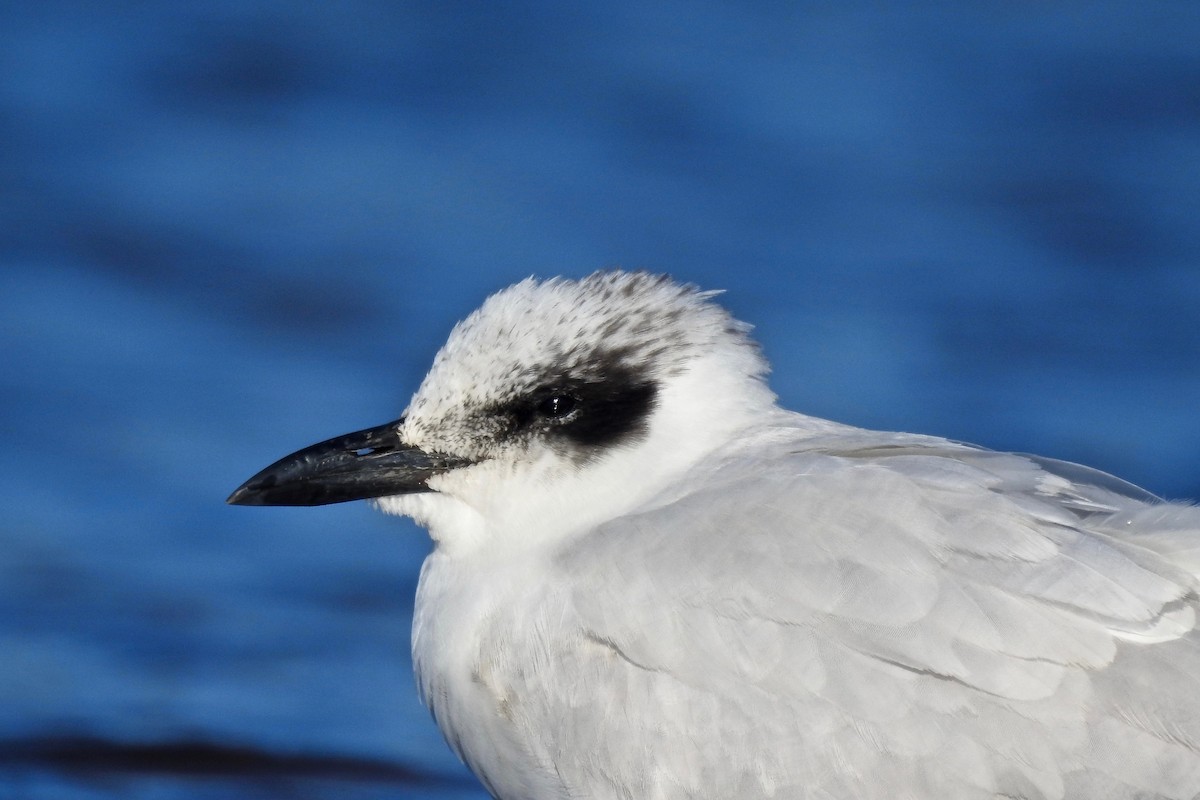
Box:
[242, 271, 1200, 799]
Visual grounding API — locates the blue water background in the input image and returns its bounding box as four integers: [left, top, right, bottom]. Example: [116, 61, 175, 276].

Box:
[3, 3, 1198, 798]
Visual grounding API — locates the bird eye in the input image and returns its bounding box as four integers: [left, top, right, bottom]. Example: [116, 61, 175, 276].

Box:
[536, 394, 578, 420]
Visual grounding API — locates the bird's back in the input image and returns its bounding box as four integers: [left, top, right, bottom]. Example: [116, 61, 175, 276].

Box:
[461, 423, 1200, 799]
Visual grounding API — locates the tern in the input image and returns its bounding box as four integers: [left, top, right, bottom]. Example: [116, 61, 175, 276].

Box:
[230, 271, 1200, 799]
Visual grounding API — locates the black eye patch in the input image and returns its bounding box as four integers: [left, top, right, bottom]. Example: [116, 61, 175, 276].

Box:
[497, 362, 659, 454]
[557, 379, 656, 449]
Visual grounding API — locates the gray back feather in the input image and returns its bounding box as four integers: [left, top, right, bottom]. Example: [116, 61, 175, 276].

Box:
[534, 431, 1200, 798]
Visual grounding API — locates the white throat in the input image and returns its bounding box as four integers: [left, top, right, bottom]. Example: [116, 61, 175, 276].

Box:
[377, 354, 778, 557]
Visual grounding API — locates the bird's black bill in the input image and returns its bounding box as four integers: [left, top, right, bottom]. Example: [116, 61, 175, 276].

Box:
[227, 418, 473, 507]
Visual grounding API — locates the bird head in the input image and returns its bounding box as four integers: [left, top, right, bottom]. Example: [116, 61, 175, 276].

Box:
[229, 271, 775, 550]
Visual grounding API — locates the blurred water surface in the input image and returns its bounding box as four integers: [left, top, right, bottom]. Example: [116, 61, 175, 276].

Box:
[2, 3, 1198, 798]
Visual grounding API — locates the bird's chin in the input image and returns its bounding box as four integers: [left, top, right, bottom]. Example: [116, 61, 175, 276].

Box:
[373, 493, 435, 522]
[372, 492, 485, 550]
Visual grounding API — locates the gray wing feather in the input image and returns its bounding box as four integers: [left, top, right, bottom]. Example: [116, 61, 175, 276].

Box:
[543, 433, 1200, 799]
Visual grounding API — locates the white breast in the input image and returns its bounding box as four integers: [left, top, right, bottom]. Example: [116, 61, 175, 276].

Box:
[413, 548, 573, 800]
